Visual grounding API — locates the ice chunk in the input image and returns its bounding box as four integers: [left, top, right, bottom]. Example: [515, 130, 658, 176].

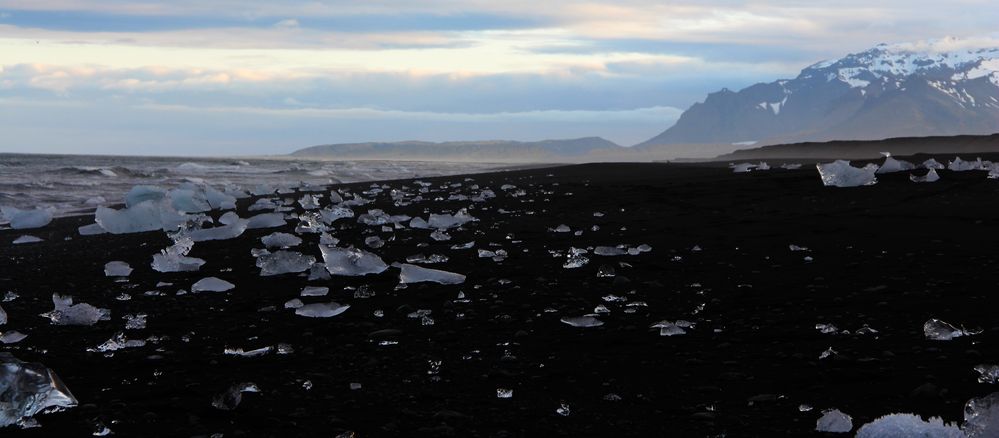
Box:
[781, 163, 803, 170]
[406, 254, 449, 264]
[12, 235, 42, 245]
[42, 294, 110, 326]
[427, 209, 478, 229]
[224, 346, 273, 357]
[88, 331, 145, 352]
[1, 207, 54, 230]
[168, 188, 211, 213]
[124, 185, 166, 207]
[594, 246, 628, 256]
[245, 213, 286, 229]
[910, 168, 940, 183]
[0, 331, 26, 344]
[398, 264, 465, 285]
[320, 246, 388, 276]
[975, 364, 999, 384]
[430, 230, 451, 241]
[731, 163, 756, 173]
[295, 302, 350, 318]
[965, 391, 999, 437]
[95, 202, 164, 234]
[284, 298, 304, 309]
[560, 316, 603, 328]
[924, 318, 978, 341]
[496, 388, 513, 399]
[409, 217, 430, 229]
[188, 219, 247, 242]
[816, 160, 877, 187]
[554, 224, 571, 233]
[563, 248, 589, 268]
[191, 277, 235, 293]
[876, 153, 916, 174]
[816, 409, 853, 433]
[0, 305, 5, 325]
[151, 236, 205, 273]
[855, 414, 962, 438]
[0, 353, 78, 427]
[256, 250, 316, 276]
[300, 286, 329, 297]
[365, 236, 385, 249]
[78, 223, 106, 236]
[124, 313, 146, 330]
[320, 206, 354, 224]
[261, 232, 302, 249]
[212, 382, 260, 411]
[923, 158, 945, 169]
[103, 261, 132, 277]
[948, 156, 983, 171]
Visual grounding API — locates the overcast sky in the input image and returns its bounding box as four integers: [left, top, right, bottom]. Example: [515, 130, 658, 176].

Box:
[1, 1, 997, 156]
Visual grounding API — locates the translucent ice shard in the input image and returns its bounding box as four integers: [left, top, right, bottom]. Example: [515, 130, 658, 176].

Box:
[594, 246, 628, 256]
[224, 346, 273, 357]
[295, 302, 350, 318]
[245, 213, 286, 230]
[11, 236, 42, 245]
[816, 160, 877, 187]
[0, 353, 78, 427]
[562, 249, 589, 268]
[923, 158, 945, 169]
[496, 388, 513, 399]
[261, 232, 302, 249]
[0, 305, 5, 325]
[398, 264, 465, 285]
[256, 250, 316, 276]
[924, 318, 978, 341]
[212, 382, 260, 410]
[78, 223, 106, 236]
[320, 246, 388, 276]
[560, 316, 603, 328]
[876, 153, 916, 174]
[816, 409, 853, 433]
[0, 331, 26, 344]
[301, 286, 329, 297]
[1, 207, 54, 230]
[103, 261, 133, 277]
[948, 156, 983, 172]
[427, 209, 478, 229]
[151, 236, 205, 273]
[188, 219, 248, 242]
[974, 365, 999, 384]
[124, 185, 166, 207]
[855, 414, 962, 438]
[124, 313, 147, 330]
[731, 163, 756, 173]
[910, 168, 940, 183]
[95, 202, 164, 234]
[965, 392, 999, 437]
[88, 331, 145, 352]
[191, 277, 235, 293]
[42, 294, 110, 326]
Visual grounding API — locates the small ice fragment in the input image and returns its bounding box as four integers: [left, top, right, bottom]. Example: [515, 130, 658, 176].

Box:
[910, 168, 940, 183]
[594, 246, 628, 256]
[816, 160, 877, 187]
[816, 409, 853, 433]
[188, 219, 248, 242]
[349, 382, 362, 390]
[855, 413, 962, 438]
[430, 230, 451, 241]
[556, 402, 571, 416]
[320, 246, 388, 276]
[11, 235, 43, 245]
[398, 264, 465, 285]
[245, 212, 287, 229]
[42, 294, 110, 326]
[948, 156, 982, 172]
[964, 391, 999, 437]
[295, 302, 350, 318]
[562, 253, 589, 268]
[224, 346, 273, 357]
[781, 163, 803, 170]
[819, 347, 837, 360]
[553, 224, 571, 233]
[89, 332, 145, 352]
[256, 250, 316, 276]
[0, 305, 5, 325]
[560, 316, 603, 328]
[365, 236, 384, 249]
[815, 323, 839, 334]
[104, 261, 133, 277]
[731, 163, 756, 173]
[284, 298, 304, 309]
[300, 286, 329, 297]
[151, 236, 205, 273]
[212, 382, 260, 411]
[261, 232, 302, 249]
[95, 202, 163, 234]
[496, 388, 513, 399]
[427, 210, 477, 229]
[1, 206, 54, 230]
[191, 277, 235, 293]
[789, 244, 808, 252]
[974, 364, 999, 384]
[0, 353, 78, 427]
[799, 404, 813, 412]
[78, 223, 106, 236]
[923, 158, 945, 169]
[0, 331, 27, 344]
[923, 318, 977, 341]
[124, 313, 147, 330]
[876, 153, 916, 174]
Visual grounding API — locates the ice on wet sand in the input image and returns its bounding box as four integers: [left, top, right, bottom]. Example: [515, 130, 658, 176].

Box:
[151, 236, 205, 273]
[42, 294, 110, 326]
[855, 414, 962, 438]
[191, 277, 235, 293]
[398, 264, 466, 285]
[816, 160, 877, 187]
[815, 409, 853, 433]
[560, 316, 603, 328]
[964, 391, 999, 437]
[0, 353, 78, 427]
[320, 246, 388, 276]
[924, 318, 978, 341]
[295, 302, 350, 318]
[256, 250, 316, 276]
[104, 261, 133, 277]
[261, 232, 302, 249]
[1, 206, 54, 230]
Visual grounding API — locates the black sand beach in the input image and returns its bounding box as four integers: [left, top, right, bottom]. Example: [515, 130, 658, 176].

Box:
[3, 159, 999, 436]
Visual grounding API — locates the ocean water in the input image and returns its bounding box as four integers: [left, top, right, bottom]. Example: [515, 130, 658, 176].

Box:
[0, 154, 506, 217]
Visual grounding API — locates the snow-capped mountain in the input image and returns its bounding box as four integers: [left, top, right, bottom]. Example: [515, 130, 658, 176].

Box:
[640, 38, 999, 147]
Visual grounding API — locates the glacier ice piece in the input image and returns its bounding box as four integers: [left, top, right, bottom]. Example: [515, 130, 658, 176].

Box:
[284, 298, 304, 309]
[406, 254, 449, 264]
[562, 252, 589, 269]
[948, 156, 983, 171]
[151, 237, 205, 273]
[103, 261, 132, 277]
[556, 402, 571, 416]
[124, 185, 166, 207]
[923, 158, 945, 169]
[320, 246, 388, 276]
[496, 388, 513, 399]
[95, 202, 164, 234]
[0, 353, 78, 427]
[212, 382, 260, 411]
[261, 232, 301, 249]
[188, 219, 247, 242]
[876, 153, 916, 174]
[924, 318, 978, 341]
[816, 160, 877, 187]
[965, 391, 999, 437]
[11, 236, 42, 245]
[409, 217, 430, 229]
[78, 223, 107, 236]
[124, 313, 147, 330]
[256, 250, 316, 276]
[398, 264, 465, 285]
[0, 331, 26, 344]
[855, 414, 962, 438]
[365, 236, 385, 249]
[975, 364, 999, 384]
[320, 206, 354, 224]
[910, 168, 940, 183]
[731, 163, 756, 173]
[168, 188, 211, 213]
[245, 213, 286, 229]
[816, 409, 853, 433]
[0, 305, 5, 325]
[42, 294, 110, 326]
[224, 346, 273, 357]
[561, 316, 603, 328]
[427, 209, 478, 229]
[191, 277, 235, 293]
[88, 332, 145, 352]
[1, 207, 54, 230]
[594, 246, 628, 256]
[300, 286, 329, 297]
[295, 302, 350, 318]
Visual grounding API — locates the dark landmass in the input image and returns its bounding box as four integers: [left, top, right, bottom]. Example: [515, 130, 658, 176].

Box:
[715, 133, 999, 161]
[3, 159, 999, 436]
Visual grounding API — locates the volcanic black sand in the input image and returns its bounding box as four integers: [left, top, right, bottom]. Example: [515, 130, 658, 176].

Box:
[3, 159, 999, 436]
